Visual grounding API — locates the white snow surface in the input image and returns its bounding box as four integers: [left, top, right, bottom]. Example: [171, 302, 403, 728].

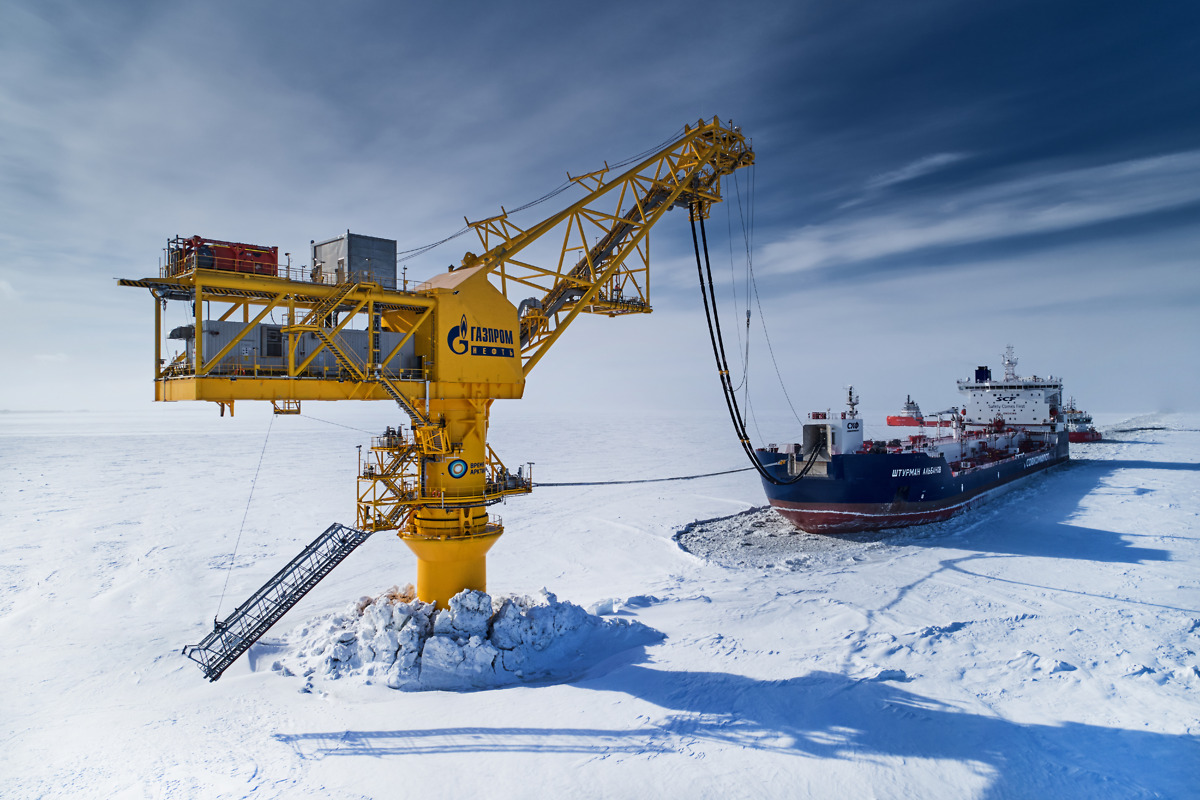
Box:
[1, 407, 1198, 799]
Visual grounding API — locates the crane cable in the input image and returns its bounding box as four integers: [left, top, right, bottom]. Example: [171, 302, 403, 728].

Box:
[691, 204, 816, 486]
[730, 167, 805, 429]
[214, 412, 275, 622]
[725, 180, 750, 396]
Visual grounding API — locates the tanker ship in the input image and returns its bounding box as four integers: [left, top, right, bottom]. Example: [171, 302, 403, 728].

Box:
[756, 347, 1069, 533]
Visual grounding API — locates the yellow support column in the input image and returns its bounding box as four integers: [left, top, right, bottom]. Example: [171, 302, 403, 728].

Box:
[194, 280, 203, 370]
[154, 295, 162, 381]
[399, 397, 499, 607]
[402, 529, 502, 608]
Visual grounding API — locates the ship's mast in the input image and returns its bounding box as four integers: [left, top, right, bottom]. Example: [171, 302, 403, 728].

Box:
[846, 385, 860, 419]
[1002, 344, 1018, 381]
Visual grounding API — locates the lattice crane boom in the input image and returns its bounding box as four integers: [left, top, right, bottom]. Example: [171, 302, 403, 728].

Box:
[459, 117, 753, 376]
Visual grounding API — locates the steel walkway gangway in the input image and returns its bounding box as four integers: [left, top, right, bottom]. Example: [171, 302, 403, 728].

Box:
[183, 522, 375, 681]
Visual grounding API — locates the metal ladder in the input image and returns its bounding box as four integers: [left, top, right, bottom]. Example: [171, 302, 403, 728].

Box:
[374, 372, 431, 428]
[297, 281, 358, 327]
[183, 522, 375, 682]
[311, 327, 368, 379]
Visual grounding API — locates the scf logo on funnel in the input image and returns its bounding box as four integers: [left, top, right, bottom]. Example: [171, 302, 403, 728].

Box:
[446, 313, 516, 358]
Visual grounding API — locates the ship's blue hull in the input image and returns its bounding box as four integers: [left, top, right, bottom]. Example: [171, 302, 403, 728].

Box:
[756, 431, 1069, 533]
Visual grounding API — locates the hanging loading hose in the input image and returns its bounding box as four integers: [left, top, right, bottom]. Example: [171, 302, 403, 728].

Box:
[690, 204, 816, 486]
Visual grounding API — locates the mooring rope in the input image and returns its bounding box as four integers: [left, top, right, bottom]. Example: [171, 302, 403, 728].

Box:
[299, 412, 376, 435]
[535, 466, 755, 487]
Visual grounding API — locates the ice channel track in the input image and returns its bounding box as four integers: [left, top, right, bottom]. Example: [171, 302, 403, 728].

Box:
[673, 494, 1040, 572]
[677, 433, 1123, 572]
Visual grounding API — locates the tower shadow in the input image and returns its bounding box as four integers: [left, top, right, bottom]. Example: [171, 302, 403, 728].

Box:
[275, 667, 1198, 798]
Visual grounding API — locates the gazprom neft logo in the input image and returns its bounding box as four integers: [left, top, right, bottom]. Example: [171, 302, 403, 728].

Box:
[448, 314, 469, 354]
[446, 313, 515, 358]
[468, 325, 515, 357]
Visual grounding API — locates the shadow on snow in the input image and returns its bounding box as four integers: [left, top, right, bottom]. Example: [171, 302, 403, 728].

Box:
[275, 666, 1199, 798]
[926, 456, 1187, 565]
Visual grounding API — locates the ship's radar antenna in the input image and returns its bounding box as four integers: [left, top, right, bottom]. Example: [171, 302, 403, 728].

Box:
[1002, 345, 1018, 381]
[846, 385, 860, 419]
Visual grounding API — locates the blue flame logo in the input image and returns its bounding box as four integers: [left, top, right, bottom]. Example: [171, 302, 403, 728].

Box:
[447, 313, 469, 355]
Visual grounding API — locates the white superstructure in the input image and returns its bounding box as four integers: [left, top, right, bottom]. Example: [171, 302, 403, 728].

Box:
[956, 345, 1063, 428]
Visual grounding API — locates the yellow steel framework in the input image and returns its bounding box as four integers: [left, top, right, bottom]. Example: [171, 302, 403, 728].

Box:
[120, 117, 753, 607]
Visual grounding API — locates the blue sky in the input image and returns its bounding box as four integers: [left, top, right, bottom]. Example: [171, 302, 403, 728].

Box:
[2, 0, 1198, 424]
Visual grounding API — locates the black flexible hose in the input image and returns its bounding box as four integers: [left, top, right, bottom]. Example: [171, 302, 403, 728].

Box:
[691, 206, 748, 453]
[691, 205, 810, 486]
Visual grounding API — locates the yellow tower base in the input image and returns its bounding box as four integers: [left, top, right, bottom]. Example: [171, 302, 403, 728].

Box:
[400, 528, 503, 608]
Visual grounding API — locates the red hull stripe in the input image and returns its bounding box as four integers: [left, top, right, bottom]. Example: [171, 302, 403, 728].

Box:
[771, 502, 966, 533]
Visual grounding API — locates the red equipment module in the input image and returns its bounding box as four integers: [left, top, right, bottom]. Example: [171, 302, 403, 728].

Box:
[167, 235, 278, 277]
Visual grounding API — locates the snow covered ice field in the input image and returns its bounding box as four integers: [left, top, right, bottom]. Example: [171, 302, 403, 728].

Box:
[1, 406, 1198, 799]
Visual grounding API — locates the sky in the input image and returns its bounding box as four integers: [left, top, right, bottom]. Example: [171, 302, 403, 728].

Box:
[2, 0, 1198, 430]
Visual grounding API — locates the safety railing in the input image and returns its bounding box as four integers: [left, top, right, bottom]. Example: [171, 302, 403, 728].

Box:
[162, 256, 341, 284]
[161, 253, 424, 293]
[161, 353, 426, 383]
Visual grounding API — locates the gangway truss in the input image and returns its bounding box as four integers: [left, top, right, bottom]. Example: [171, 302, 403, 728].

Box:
[183, 522, 375, 681]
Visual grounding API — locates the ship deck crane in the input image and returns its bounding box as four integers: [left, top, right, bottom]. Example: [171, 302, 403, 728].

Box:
[121, 118, 753, 677]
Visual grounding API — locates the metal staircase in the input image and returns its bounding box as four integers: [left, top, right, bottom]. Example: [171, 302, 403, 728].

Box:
[310, 327, 367, 379]
[298, 281, 358, 327]
[375, 373, 432, 428]
[308, 328, 431, 429]
[183, 522, 375, 682]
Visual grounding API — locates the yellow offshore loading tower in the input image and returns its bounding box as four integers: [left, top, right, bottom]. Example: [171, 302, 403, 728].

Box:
[122, 119, 753, 678]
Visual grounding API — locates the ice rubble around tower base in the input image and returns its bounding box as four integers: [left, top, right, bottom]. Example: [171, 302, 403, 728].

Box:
[273, 586, 662, 691]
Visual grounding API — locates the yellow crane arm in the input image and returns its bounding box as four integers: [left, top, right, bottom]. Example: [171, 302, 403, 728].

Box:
[457, 116, 753, 376]
[118, 118, 755, 611]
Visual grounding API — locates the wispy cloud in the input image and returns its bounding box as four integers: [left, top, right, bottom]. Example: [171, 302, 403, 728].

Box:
[838, 152, 969, 209]
[863, 153, 968, 192]
[760, 149, 1200, 276]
